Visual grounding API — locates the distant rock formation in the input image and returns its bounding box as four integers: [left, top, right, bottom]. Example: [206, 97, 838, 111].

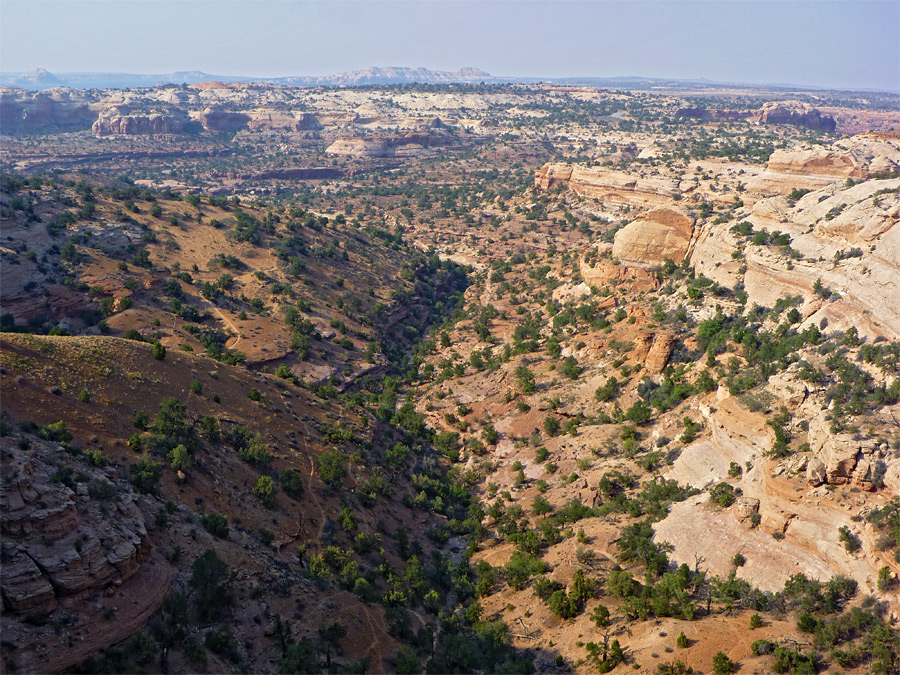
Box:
[534, 164, 680, 207]
[295, 112, 322, 131]
[0, 87, 95, 135]
[92, 106, 187, 136]
[612, 206, 696, 266]
[196, 107, 251, 132]
[279, 66, 494, 87]
[326, 132, 456, 158]
[8, 68, 66, 89]
[676, 101, 837, 132]
[752, 102, 837, 132]
[748, 133, 900, 193]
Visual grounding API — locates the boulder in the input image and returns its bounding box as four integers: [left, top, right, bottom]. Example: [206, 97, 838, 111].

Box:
[735, 497, 760, 520]
[807, 458, 827, 486]
[612, 206, 696, 267]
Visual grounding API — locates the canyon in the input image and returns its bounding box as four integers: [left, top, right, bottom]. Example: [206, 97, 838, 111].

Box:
[1, 80, 898, 675]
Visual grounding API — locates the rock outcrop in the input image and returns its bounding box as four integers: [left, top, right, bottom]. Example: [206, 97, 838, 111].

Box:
[0, 435, 151, 618]
[295, 112, 322, 131]
[612, 206, 696, 267]
[691, 172, 900, 339]
[326, 132, 456, 158]
[751, 102, 837, 132]
[748, 134, 900, 194]
[676, 102, 836, 132]
[579, 255, 659, 292]
[535, 164, 680, 207]
[196, 107, 250, 132]
[0, 87, 96, 135]
[805, 414, 886, 489]
[92, 107, 187, 136]
[631, 331, 676, 373]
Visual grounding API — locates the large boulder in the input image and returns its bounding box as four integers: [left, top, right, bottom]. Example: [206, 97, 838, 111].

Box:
[612, 206, 696, 267]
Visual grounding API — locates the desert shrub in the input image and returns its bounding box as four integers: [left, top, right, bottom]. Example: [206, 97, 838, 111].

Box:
[200, 513, 229, 538]
[280, 469, 304, 499]
[190, 549, 232, 621]
[710, 482, 736, 507]
[318, 449, 347, 486]
[504, 551, 549, 590]
[712, 652, 735, 674]
[129, 457, 163, 494]
[532, 575, 564, 600]
[838, 525, 861, 553]
[252, 475, 277, 507]
[152, 341, 166, 360]
[547, 589, 578, 619]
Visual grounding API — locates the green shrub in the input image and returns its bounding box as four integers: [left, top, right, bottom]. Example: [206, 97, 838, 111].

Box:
[318, 449, 347, 486]
[129, 457, 163, 494]
[712, 652, 735, 674]
[710, 482, 736, 508]
[200, 513, 229, 538]
[280, 469, 304, 499]
[253, 475, 277, 507]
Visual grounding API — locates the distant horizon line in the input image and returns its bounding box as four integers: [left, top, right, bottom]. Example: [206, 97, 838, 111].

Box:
[2, 66, 897, 96]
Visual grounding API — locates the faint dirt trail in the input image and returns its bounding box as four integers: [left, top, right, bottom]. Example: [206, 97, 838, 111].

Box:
[212, 306, 243, 349]
[360, 605, 387, 672]
[304, 452, 329, 543]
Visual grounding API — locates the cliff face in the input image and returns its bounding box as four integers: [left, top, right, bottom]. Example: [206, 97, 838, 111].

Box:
[326, 132, 456, 158]
[0, 436, 153, 618]
[92, 107, 187, 136]
[196, 107, 250, 132]
[676, 102, 837, 132]
[751, 102, 837, 132]
[691, 176, 900, 339]
[0, 87, 96, 135]
[748, 134, 900, 194]
[534, 164, 680, 207]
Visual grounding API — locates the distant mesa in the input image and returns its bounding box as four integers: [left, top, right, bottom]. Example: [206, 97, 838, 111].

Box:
[9, 68, 66, 89]
[326, 131, 458, 158]
[278, 66, 494, 87]
[0, 66, 497, 91]
[0, 87, 95, 135]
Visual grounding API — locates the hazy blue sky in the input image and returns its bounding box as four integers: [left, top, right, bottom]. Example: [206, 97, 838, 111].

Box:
[2, 1, 898, 91]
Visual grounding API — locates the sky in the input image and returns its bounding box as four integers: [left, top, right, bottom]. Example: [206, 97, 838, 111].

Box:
[1, 0, 898, 92]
